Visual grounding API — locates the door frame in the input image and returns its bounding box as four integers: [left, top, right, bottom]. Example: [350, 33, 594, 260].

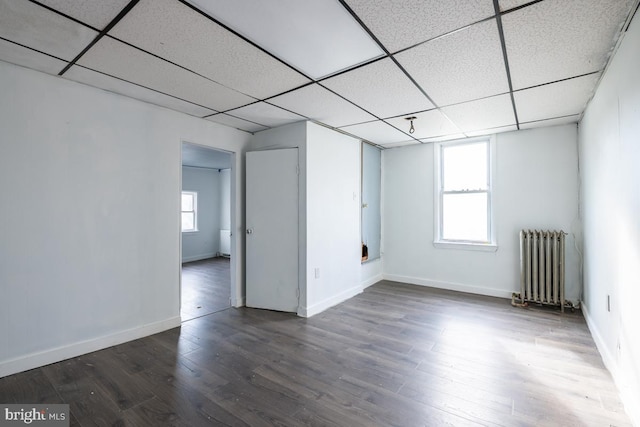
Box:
[178, 140, 238, 319]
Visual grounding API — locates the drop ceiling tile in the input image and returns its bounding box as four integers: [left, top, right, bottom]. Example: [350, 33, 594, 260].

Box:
[227, 102, 305, 128]
[520, 115, 580, 130]
[344, 0, 495, 53]
[441, 94, 515, 133]
[503, 0, 634, 89]
[205, 114, 267, 133]
[36, 0, 131, 30]
[268, 84, 375, 128]
[0, 0, 97, 61]
[0, 39, 66, 74]
[64, 66, 217, 117]
[186, 0, 383, 79]
[77, 37, 255, 112]
[109, 0, 310, 99]
[419, 133, 467, 143]
[322, 58, 434, 119]
[381, 140, 421, 148]
[514, 73, 600, 123]
[395, 19, 509, 106]
[386, 109, 461, 139]
[498, 0, 531, 12]
[465, 125, 518, 137]
[340, 120, 412, 145]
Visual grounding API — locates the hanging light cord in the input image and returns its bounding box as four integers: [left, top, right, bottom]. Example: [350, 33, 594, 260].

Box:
[405, 116, 417, 134]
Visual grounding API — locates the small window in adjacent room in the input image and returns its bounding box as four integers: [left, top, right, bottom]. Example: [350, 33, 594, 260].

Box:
[181, 191, 198, 232]
[434, 137, 496, 251]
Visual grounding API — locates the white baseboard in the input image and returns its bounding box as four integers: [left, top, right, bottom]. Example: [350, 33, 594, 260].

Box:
[182, 253, 217, 263]
[232, 295, 245, 308]
[382, 274, 513, 299]
[582, 302, 640, 427]
[361, 274, 383, 290]
[298, 285, 363, 318]
[0, 316, 181, 379]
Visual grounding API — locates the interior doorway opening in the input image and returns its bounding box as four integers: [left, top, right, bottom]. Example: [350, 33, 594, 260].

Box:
[180, 142, 233, 321]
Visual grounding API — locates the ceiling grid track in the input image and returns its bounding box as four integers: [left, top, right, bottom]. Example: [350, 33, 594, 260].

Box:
[58, 0, 141, 76]
[493, 0, 520, 130]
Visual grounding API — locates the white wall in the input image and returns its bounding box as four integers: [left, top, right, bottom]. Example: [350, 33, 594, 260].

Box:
[220, 168, 231, 231]
[249, 122, 367, 316]
[181, 166, 221, 262]
[0, 61, 250, 378]
[383, 125, 580, 301]
[304, 124, 361, 316]
[578, 13, 640, 425]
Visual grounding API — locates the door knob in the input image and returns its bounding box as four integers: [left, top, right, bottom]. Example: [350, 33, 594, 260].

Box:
[246, 228, 253, 234]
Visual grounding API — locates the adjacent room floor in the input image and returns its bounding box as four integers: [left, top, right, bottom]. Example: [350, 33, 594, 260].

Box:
[0, 281, 631, 426]
[181, 257, 231, 321]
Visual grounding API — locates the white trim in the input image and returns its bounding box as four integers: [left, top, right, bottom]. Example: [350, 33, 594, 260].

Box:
[433, 241, 498, 252]
[181, 252, 217, 263]
[433, 136, 497, 247]
[382, 274, 512, 299]
[298, 284, 363, 318]
[231, 295, 245, 308]
[361, 273, 383, 289]
[0, 316, 181, 378]
[581, 302, 640, 427]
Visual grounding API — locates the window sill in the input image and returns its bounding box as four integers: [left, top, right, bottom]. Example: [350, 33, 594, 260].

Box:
[433, 241, 497, 252]
[182, 230, 199, 234]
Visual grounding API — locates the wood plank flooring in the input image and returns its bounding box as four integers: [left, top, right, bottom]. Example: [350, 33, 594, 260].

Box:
[181, 257, 231, 321]
[0, 281, 632, 426]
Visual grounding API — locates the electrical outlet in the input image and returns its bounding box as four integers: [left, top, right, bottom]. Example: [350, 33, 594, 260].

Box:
[607, 295, 611, 312]
[314, 268, 320, 279]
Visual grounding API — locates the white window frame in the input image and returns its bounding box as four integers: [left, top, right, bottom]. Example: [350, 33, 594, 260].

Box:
[433, 136, 497, 252]
[181, 191, 198, 233]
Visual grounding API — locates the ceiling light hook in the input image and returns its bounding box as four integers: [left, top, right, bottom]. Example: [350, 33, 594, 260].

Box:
[405, 116, 417, 134]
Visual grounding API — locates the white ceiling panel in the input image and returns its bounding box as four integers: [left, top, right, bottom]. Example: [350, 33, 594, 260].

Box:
[498, 0, 531, 12]
[64, 66, 216, 117]
[465, 125, 518, 137]
[322, 58, 434, 119]
[503, 0, 635, 89]
[36, 0, 131, 30]
[442, 94, 515, 133]
[77, 37, 255, 112]
[340, 120, 412, 145]
[381, 140, 421, 148]
[268, 84, 376, 128]
[344, 0, 495, 53]
[419, 133, 467, 144]
[186, 0, 383, 79]
[109, 0, 310, 99]
[0, 0, 97, 61]
[514, 73, 600, 123]
[205, 114, 267, 133]
[386, 109, 461, 139]
[520, 115, 581, 130]
[0, 39, 66, 74]
[395, 19, 509, 107]
[227, 102, 305, 128]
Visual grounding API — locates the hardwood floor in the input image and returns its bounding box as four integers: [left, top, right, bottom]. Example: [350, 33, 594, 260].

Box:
[0, 281, 631, 426]
[181, 257, 231, 321]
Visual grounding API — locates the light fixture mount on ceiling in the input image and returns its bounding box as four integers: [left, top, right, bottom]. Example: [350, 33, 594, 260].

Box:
[405, 116, 417, 134]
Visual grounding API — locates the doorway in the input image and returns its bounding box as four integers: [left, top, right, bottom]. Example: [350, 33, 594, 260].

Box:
[180, 142, 234, 321]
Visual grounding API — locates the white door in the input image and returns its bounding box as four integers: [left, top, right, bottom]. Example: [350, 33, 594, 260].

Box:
[246, 148, 299, 312]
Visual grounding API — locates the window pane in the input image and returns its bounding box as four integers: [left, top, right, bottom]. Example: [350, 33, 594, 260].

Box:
[442, 193, 488, 241]
[182, 212, 194, 231]
[182, 193, 193, 211]
[443, 142, 487, 191]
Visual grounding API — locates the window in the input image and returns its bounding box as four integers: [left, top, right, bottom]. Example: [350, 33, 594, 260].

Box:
[181, 191, 197, 232]
[434, 138, 496, 250]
